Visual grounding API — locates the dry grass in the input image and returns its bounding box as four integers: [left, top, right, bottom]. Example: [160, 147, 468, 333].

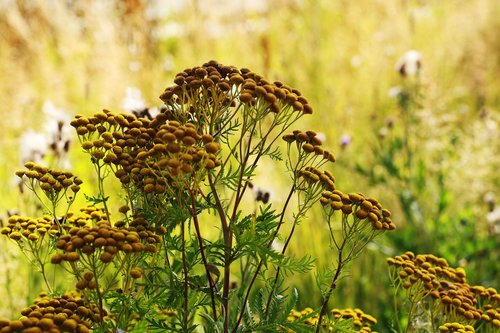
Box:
[0, 0, 498, 327]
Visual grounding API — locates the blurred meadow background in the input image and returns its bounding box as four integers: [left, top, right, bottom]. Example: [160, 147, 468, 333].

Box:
[0, 0, 498, 330]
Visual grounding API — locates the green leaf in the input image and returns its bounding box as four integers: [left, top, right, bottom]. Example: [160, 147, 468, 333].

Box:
[83, 193, 109, 205]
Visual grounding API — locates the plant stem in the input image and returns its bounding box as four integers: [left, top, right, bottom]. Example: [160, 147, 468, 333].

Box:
[189, 189, 218, 320]
[90, 256, 105, 325]
[181, 219, 189, 332]
[95, 162, 111, 222]
[232, 184, 296, 332]
[209, 173, 232, 333]
[315, 249, 344, 333]
[39, 262, 54, 294]
[389, 270, 404, 333]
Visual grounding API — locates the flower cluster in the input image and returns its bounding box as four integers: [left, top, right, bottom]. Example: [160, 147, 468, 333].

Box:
[287, 307, 378, 332]
[0, 293, 99, 333]
[50, 218, 163, 266]
[16, 162, 82, 198]
[297, 166, 336, 191]
[331, 308, 378, 333]
[64, 206, 110, 228]
[1, 215, 59, 243]
[121, 120, 220, 192]
[159, 60, 313, 127]
[282, 130, 335, 163]
[388, 252, 500, 329]
[320, 190, 395, 230]
[72, 109, 220, 193]
[439, 322, 476, 332]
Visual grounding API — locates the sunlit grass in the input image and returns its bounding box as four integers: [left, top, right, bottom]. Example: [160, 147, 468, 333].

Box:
[0, 0, 498, 330]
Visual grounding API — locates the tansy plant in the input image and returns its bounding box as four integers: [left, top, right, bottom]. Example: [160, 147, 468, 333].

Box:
[387, 252, 499, 333]
[1, 61, 395, 333]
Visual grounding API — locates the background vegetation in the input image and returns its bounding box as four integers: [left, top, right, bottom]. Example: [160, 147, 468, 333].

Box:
[0, 0, 498, 331]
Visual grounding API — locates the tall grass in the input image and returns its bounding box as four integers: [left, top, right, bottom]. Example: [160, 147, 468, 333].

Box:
[0, 0, 498, 330]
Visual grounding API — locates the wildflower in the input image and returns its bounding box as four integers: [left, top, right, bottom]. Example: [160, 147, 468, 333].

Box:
[483, 191, 495, 212]
[321, 190, 395, 230]
[0, 293, 99, 333]
[378, 127, 389, 139]
[486, 207, 500, 235]
[16, 162, 82, 211]
[439, 322, 475, 332]
[388, 86, 403, 98]
[340, 134, 351, 149]
[252, 185, 271, 204]
[51, 217, 162, 267]
[271, 239, 284, 253]
[19, 130, 48, 165]
[43, 100, 73, 168]
[122, 87, 146, 114]
[395, 50, 422, 77]
[159, 60, 314, 132]
[386, 252, 499, 324]
[288, 307, 379, 332]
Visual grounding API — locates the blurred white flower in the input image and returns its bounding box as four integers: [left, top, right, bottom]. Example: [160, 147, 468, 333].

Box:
[378, 127, 389, 138]
[350, 55, 362, 68]
[155, 22, 185, 39]
[43, 100, 71, 129]
[271, 239, 284, 253]
[162, 55, 175, 72]
[122, 87, 146, 113]
[486, 207, 500, 235]
[388, 86, 403, 98]
[43, 100, 73, 168]
[395, 50, 422, 77]
[483, 192, 496, 207]
[145, 0, 186, 21]
[20, 130, 47, 164]
[148, 107, 161, 119]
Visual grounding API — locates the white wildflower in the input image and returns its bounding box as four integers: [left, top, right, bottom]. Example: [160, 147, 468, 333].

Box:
[20, 130, 47, 164]
[388, 86, 403, 98]
[486, 207, 500, 235]
[43, 100, 73, 168]
[122, 87, 146, 114]
[147, 107, 161, 119]
[395, 50, 422, 77]
[271, 239, 284, 253]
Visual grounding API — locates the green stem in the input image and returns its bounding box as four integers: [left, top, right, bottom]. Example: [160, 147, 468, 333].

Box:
[315, 249, 344, 333]
[232, 184, 296, 332]
[208, 174, 231, 333]
[189, 189, 218, 320]
[94, 162, 111, 222]
[90, 255, 105, 325]
[181, 219, 189, 332]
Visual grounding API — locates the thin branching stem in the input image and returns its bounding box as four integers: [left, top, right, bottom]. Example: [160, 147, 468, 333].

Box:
[188, 188, 218, 320]
[232, 183, 296, 332]
[181, 218, 189, 332]
[208, 173, 231, 333]
[315, 248, 345, 333]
